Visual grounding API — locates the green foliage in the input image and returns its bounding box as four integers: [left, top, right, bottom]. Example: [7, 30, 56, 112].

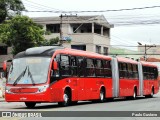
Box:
[42, 37, 59, 46]
[45, 30, 51, 35]
[0, 0, 25, 23]
[0, 15, 45, 55]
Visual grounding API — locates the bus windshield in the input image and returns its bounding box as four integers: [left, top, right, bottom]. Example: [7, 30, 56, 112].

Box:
[7, 57, 51, 85]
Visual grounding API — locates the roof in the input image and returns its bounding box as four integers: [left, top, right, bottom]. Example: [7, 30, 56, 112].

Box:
[32, 15, 113, 28]
[14, 46, 64, 59]
[140, 61, 157, 67]
[54, 48, 112, 60]
[117, 57, 138, 64]
[14, 46, 112, 60]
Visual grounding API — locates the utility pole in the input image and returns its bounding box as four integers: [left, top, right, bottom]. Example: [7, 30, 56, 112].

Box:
[59, 14, 77, 46]
[138, 42, 156, 61]
[59, 14, 63, 46]
[144, 44, 156, 61]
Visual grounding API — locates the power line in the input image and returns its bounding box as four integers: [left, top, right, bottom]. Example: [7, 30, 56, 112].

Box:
[24, 5, 160, 13]
[23, 3, 52, 11]
[23, 0, 63, 11]
[111, 35, 136, 45]
[108, 53, 160, 55]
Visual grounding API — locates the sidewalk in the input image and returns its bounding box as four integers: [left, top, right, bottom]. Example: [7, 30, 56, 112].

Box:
[0, 97, 5, 102]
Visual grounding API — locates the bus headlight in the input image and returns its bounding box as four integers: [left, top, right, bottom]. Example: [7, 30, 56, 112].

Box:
[5, 86, 12, 94]
[37, 85, 49, 93]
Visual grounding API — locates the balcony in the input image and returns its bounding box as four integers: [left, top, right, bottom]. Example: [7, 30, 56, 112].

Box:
[44, 33, 110, 45]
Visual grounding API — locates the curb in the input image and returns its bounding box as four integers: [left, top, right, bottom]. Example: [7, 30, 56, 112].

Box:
[0, 98, 5, 102]
[0, 94, 5, 102]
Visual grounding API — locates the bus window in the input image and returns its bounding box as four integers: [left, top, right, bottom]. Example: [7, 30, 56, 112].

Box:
[133, 64, 138, 79]
[103, 60, 111, 78]
[150, 67, 154, 80]
[95, 59, 104, 77]
[119, 62, 126, 78]
[143, 66, 149, 80]
[86, 58, 95, 77]
[127, 63, 133, 79]
[77, 57, 85, 77]
[153, 67, 158, 80]
[60, 55, 70, 76]
[70, 56, 77, 76]
[122, 63, 128, 78]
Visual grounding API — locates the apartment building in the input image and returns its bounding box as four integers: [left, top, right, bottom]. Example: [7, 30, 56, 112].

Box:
[32, 15, 113, 55]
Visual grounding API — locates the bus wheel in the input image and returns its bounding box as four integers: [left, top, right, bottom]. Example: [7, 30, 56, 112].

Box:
[25, 102, 36, 108]
[150, 89, 154, 98]
[58, 90, 71, 107]
[132, 89, 137, 100]
[99, 88, 105, 102]
[146, 88, 154, 98]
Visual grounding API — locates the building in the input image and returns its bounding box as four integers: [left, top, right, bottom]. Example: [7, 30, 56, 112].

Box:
[32, 15, 113, 54]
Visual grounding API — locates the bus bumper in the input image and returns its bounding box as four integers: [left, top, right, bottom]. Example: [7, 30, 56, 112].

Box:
[5, 92, 51, 102]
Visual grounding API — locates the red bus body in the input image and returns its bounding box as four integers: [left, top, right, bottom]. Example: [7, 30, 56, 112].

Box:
[141, 61, 159, 96]
[4, 47, 159, 107]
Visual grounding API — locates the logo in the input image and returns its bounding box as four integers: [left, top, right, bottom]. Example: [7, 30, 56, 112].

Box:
[2, 112, 11, 117]
[20, 97, 27, 100]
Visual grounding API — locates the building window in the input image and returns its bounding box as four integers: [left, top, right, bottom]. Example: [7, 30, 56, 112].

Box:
[71, 45, 86, 51]
[103, 47, 108, 55]
[73, 27, 77, 33]
[96, 45, 101, 54]
[46, 24, 60, 33]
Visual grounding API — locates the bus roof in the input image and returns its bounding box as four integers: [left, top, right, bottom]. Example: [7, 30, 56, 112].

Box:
[140, 61, 157, 67]
[117, 57, 138, 64]
[54, 48, 112, 60]
[14, 46, 64, 59]
[14, 46, 112, 60]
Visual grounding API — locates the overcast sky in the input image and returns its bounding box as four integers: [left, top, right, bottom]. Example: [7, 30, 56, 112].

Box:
[22, 0, 160, 50]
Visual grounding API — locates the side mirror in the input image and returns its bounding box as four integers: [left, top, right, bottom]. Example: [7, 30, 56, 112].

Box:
[3, 60, 12, 78]
[3, 61, 7, 72]
[53, 61, 58, 70]
[3, 61, 7, 78]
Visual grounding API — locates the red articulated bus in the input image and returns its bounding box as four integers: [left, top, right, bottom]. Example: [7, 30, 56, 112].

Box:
[3, 46, 159, 108]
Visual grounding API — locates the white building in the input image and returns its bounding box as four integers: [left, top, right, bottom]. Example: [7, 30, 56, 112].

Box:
[32, 15, 113, 55]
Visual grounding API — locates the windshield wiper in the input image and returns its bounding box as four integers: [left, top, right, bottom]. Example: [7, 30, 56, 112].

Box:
[13, 66, 27, 86]
[28, 66, 35, 86]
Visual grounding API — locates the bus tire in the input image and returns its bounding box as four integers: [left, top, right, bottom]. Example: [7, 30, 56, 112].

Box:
[132, 89, 137, 100]
[150, 88, 154, 98]
[58, 90, 71, 107]
[25, 102, 36, 108]
[99, 88, 105, 102]
[146, 88, 154, 98]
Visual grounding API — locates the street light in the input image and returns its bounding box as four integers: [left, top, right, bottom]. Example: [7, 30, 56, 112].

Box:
[137, 42, 142, 45]
[137, 42, 156, 61]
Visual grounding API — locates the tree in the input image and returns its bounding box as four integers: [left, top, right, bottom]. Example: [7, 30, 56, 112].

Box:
[0, 0, 25, 23]
[0, 15, 45, 55]
[42, 37, 59, 46]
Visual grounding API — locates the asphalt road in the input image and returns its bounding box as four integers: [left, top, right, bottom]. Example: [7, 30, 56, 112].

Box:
[0, 92, 160, 120]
